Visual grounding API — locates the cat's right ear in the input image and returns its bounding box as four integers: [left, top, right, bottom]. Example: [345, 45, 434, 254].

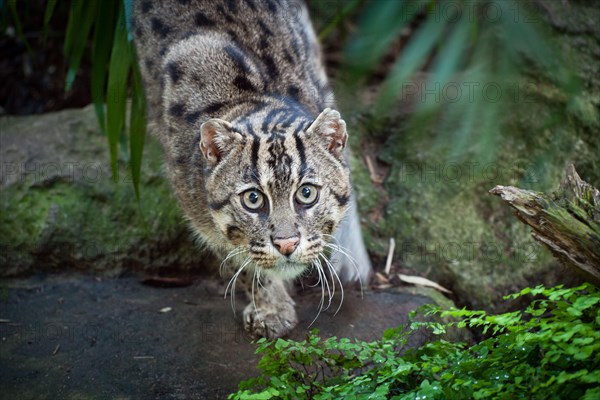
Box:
[199, 119, 240, 165]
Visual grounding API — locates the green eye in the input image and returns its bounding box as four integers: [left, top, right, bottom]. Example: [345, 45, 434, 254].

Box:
[241, 190, 265, 211]
[295, 184, 319, 206]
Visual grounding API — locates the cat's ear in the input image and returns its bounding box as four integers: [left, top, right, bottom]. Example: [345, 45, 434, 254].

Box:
[306, 108, 347, 158]
[199, 118, 240, 165]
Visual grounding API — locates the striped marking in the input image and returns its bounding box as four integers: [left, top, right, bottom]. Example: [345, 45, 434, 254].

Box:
[331, 190, 350, 207]
[250, 133, 260, 173]
[224, 45, 252, 74]
[293, 132, 307, 176]
[209, 196, 230, 210]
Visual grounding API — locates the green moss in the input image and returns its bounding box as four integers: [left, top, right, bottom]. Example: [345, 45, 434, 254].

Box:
[0, 106, 201, 277]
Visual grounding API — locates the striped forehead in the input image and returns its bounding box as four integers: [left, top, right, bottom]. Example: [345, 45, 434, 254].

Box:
[261, 134, 297, 193]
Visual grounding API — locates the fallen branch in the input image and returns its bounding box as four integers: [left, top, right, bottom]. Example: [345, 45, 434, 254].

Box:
[398, 274, 452, 294]
[490, 164, 600, 284]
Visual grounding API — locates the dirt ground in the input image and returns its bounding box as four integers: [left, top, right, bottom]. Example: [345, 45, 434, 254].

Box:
[0, 274, 434, 399]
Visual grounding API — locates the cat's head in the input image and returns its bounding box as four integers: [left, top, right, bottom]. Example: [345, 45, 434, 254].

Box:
[199, 108, 351, 279]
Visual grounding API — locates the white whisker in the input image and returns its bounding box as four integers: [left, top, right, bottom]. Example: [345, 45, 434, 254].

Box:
[224, 257, 252, 314]
[251, 268, 258, 315]
[256, 268, 266, 290]
[219, 247, 247, 276]
[307, 263, 322, 288]
[321, 252, 344, 316]
[322, 239, 364, 297]
[315, 257, 333, 310]
[308, 260, 326, 328]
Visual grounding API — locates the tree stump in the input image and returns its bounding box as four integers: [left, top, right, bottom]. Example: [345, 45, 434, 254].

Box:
[490, 164, 600, 285]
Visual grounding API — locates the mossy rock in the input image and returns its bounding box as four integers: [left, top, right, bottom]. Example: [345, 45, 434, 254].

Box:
[0, 105, 211, 277]
[343, 0, 599, 311]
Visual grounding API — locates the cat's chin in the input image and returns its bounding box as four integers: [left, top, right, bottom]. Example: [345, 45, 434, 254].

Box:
[261, 260, 309, 280]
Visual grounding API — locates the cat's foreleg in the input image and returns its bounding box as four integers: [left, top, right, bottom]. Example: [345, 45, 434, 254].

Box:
[237, 270, 298, 339]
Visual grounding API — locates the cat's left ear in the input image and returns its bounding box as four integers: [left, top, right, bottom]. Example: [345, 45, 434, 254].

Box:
[199, 118, 241, 165]
[306, 108, 347, 159]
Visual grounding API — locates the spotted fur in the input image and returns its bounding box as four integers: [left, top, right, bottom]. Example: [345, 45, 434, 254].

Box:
[133, 0, 371, 338]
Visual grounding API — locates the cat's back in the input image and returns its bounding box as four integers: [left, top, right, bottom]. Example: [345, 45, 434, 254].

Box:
[133, 0, 329, 123]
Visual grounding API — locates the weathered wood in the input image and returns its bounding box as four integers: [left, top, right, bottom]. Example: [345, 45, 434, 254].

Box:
[490, 164, 600, 284]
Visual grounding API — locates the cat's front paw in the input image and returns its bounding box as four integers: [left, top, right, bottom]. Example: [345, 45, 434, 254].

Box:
[243, 302, 298, 339]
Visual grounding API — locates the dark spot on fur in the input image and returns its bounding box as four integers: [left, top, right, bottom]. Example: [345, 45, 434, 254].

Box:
[287, 86, 300, 101]
[140, 0, 152, 13]
[151, 18, 171, 38]
[233, 76, 256, 92]
[262, 55, 278, 77]
[159, 46, 167, 57]
[172, 153, 187, 165]
[323, 220, 335, 234]
[195, 12, 215, 27]
[144, 58, 154, 70]
[259, 37, 269, 49]
[283, 50, 294, 65]
[186, 110, 202, 125]
[191, 73, 205, 90]
[265, 0, 277, 12]
[226, 0, 238, 13]
[202, 102, 226, 116]
[169, 103, 185, 118]
[177, 0, 190, 4]
[226, 29, 239, 42]
[244, 0, 257, 11]
[166, 61, 181, 84]
[226, 226, 243, 241]
[217, 5, 235, 23]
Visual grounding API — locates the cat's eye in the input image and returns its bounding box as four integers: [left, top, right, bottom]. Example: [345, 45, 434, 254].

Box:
[241, 190, 265, 211]
[295, 184, 319, 206]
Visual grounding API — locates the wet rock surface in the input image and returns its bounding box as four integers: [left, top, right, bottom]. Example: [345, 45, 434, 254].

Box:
[0, 275, 435, 399]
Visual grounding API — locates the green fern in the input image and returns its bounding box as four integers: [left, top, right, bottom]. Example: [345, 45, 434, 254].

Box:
[232, 284, 599, 399]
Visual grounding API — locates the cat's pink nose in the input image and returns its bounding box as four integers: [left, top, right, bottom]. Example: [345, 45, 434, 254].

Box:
[272, 236, 300, 256]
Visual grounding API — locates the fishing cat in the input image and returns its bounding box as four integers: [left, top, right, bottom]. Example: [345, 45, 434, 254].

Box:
[132, 0, 371, 338]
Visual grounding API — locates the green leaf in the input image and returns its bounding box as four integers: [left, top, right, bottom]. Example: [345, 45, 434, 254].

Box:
[318, 0, 361, 41]
[275, 338, 289, 350]
[64, 1, 97, 91]
[42, 0, 57, 43]
[106, 11, 131, 181]
[426, 16, 470, 108]
[583, 387, 600, 400]
[7, 0, 33, 55]
[568, 296, 600, 317]
[495, 0, 577, 92]
[345, 0, 427, 79]
[91, 0, 119, 134]
[376, 12, 448, 114]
